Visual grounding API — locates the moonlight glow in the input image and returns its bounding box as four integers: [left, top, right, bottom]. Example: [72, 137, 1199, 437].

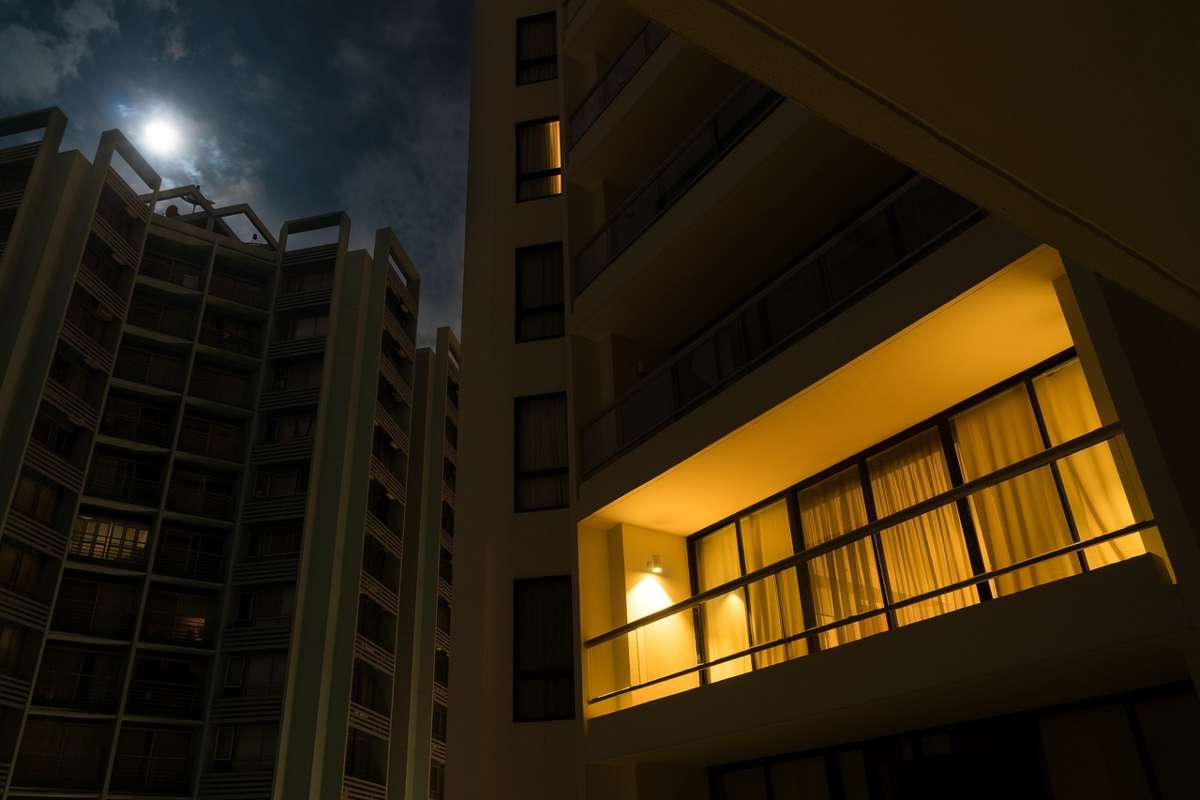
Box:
[141, 117, 181, 156]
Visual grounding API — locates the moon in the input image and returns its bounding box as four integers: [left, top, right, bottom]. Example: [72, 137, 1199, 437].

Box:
[142, 117, 181, 156]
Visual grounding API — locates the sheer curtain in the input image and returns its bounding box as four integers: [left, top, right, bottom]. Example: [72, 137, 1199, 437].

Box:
[952, 385, 1080, 595]
[739, 500, 806, 667]
[1033, 359, 1146, 567]
[515, 394, 568, 511]
[696, 524, 751, 682]
[797, 467, 887, 649]
[517, 120, 563, 200]
[869, 430, 977, 625]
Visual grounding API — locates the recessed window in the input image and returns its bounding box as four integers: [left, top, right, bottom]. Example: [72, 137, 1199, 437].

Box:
[513, 575, 575, 722]
[516, 12, 558, 85]
[514, 393, 568, 512]
[516, 118, 563, 201]
[515, 243, 564, 342]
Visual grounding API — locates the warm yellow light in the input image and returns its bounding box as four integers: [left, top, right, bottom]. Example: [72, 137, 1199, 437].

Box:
[647, 554, 664, 574]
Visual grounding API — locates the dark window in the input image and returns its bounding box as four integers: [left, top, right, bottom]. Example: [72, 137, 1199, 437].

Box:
[12, 471, 62, 526]
[516, 12, 557, 85]
[438, 547, 453, 584]
[432, 702, 448, 742]
[516, 118, 562, 201]
[247, 525, 302, 559]
[514, 393, 568, 512]
[441, 501, 455, 537]
[436, 597, 451, 635]
[434, 650, 449, 687]
[513, 575, 575, 722]
[430, 760, 446, 800]
[31, 409, 79, 458]
[515, 243, 565, 342]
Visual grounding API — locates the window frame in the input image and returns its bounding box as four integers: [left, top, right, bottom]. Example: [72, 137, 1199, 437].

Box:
[684, 348, 1097, 676]
[513, 392, 570, 513]
[514, 242, 566, 343]
[512, 574, 576, 723]
[515, 116, 564, 203]
[515, 11, 559, 86]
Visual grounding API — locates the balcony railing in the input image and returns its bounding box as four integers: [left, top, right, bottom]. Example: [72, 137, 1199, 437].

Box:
[155, 542, 224, 582]
[141, 609, 210, 646]
[68, 526, 148, 567]
[569, 21, 670, 147]
[209, 273, 267, 308]
[114, 351, 186, 392]
[189, 372, 253, 408]
[177, 423, 244, 461]
[583, 423, 1156, 705]
[13, 754, 106, 789]
[110, 755, 191, 793]
[127, 302, 195, 339]
[578, 177, 983, 476]
[31, 669, 121, 712]
[126, 678, 204, 716]
[86, 471, 162, 507]
[101, 412, 173, 447]
[141, 254, 205, 290]
[199, 324, 260, 357]
[166, 485, 235, 520]
[51, 596, 136, 639]
[573, 79, 783, 295]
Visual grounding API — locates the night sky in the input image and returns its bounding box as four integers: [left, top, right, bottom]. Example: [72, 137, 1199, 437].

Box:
[0, 0, 472, 343]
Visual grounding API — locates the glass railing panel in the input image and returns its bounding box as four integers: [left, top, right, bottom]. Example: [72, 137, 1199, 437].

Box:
[569, 22, 671, 146]
[582, 422, 1158, 709]
[573, 80, 783, 296]
[578, 178, 982, 476]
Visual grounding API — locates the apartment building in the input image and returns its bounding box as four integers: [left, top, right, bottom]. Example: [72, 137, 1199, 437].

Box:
[0, 108, 424, 800]
[392, 327, 461, 800]
[453, 3, 1200, 799]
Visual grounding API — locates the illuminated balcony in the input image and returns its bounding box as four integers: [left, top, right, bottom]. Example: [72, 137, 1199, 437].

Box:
[576, 249, 1180, 762]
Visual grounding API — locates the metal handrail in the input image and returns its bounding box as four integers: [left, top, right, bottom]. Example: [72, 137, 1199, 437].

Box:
[586, 422, 1126, 651]
[101, 412, 172, 446]
[568, 21, 670, 146]
[199, 323, 260, 356]
[588, 519, 1153, 704]
[85, 471, 162, 506]
[141, 254, 204, 290]
[572, 79, 784, 295]
[126, 678, 203, 713]
[577, 176, 982, 476]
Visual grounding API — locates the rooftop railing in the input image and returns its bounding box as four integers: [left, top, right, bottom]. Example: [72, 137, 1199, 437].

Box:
[572, 79, 783, 295]
[583, 422, 1155, 705]
[578, 176, 982, 476]
[568, 21, 670, 147]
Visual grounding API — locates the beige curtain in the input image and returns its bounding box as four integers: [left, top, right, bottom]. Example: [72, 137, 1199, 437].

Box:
[1033, 358, 1146, 567]
[696, 524, 751, 682]
[952, 385, 1080, 595]
[739, 500, 807, 667]
[797, 467, 887, 649]
[869, 429, 977, 625]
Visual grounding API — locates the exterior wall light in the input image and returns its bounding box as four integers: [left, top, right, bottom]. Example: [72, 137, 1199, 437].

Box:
[647, 554, 664, 574]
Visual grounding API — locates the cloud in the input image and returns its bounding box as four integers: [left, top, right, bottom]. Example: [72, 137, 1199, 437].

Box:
[0, 0, 118, 103]
[134, 0, 179, 11]
[163, 23, 187, 60]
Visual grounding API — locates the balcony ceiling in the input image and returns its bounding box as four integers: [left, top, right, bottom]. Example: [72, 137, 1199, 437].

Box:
[579, 245, 1073, 535]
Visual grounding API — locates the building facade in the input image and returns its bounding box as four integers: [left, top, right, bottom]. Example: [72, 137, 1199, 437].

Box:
[453, 3, 1200, 799]
[392, 327, 461, 800]
[0, 108, 424, 800]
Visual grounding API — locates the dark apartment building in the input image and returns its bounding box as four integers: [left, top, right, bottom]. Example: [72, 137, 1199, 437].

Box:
[452, 2, 1200, 800]
[0, 108, 433, 800]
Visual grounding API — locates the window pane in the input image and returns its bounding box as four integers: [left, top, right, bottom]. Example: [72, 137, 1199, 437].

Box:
[516, 243, 564, 342]
[797, 468, 886, 649]
[516, 13, 557, 84]
[952, 385, 1079, 594]
[513, 576, 575, 721]
[695, 524, 750, 682]
[1033, 358, 1147, 567]
[516, 120, 562, 201]
[739, 500, 806, 666]
[868, 429, 977, 625]
[515, 394, 568, 511]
